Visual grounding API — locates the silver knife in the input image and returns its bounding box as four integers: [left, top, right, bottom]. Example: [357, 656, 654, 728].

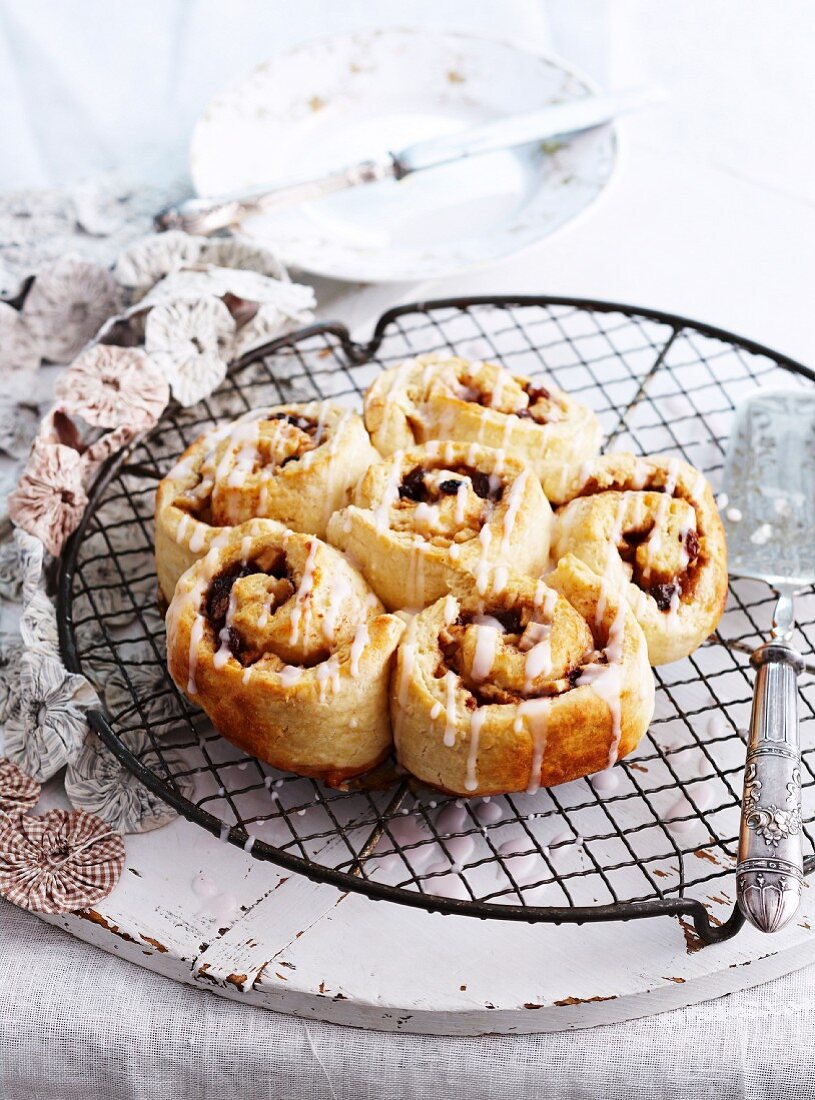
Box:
[156, 87, 660, 235]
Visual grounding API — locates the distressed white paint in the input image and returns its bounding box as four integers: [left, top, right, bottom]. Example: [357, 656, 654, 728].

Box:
[36, 784, 815, 1036]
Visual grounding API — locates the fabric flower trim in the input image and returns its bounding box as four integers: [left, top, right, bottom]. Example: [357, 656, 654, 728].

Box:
[114, 230, 205, 295]
[145, 295, 234, 407]
[4, 652, 98, 783]
[21, 256, 122, 363]
[0, 758, 41, 818]
[0, 636, 24, 725]
[54, 344, 169, 432]
[0, 808, 125, 913]
[8, 440, 88, 556]
[65, 731, 191, 834]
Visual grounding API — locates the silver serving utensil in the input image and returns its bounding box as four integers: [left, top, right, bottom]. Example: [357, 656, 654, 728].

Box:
[722, 389, 815, 933]
[156, 87, 660, 234]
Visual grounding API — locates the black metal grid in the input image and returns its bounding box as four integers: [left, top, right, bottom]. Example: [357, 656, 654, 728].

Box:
[57, 296, 815, 946]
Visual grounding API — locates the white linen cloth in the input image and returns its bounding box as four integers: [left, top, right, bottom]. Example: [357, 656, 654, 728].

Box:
[3, 898, 815, 1100]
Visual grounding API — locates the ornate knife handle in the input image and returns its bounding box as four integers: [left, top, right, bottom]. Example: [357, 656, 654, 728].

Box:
[737, 641, 804, 933]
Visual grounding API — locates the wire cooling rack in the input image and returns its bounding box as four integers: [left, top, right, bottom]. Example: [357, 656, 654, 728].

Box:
[58, 297, 815, 945]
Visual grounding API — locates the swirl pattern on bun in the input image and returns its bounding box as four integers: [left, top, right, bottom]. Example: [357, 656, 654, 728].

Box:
[327, 441, 551, 611]
[551, 453, 728, 664]
[391, 555, 654, 796]
[165, 520, 404, 783]
[363, 354, 601, 502]
[155, 402, 376, 601]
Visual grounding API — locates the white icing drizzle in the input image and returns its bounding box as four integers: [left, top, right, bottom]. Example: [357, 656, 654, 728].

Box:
[189, 523, 208, 553]
[501, 410, 517, 453]
[595, 491, 628, 629]
[455, 482, 468, 525]
[430, 701, 442, 720]
[375, 452, 404, 533]
[517, 698, 551, 795]
[414, 502, 440, 530]
[630, 458, 650, 490]
[475, 525, 493, 595]
[577, 595, 627, 767]
[500, 470, 528, 552]
[397, 627, 417, 712]
[592, 768, 619, 792]
[465, 709, 487, 792]
[491, 564, 509, 596]
[225, 422, 260, 488]
[176, 513, 191, 546]
[691, 472, 707, 502]
[443, 595, 458, 625]
[521, 622, 552, 692]
[472, 613, 506, 631]
[322, 569, 352, 645]
[350, 620, 369, 678]
[213, 588, 238, 670]
[471, 623, 498, 682]
[316, 655, 341, 701]
[448, 542, 460, 562]
[279, 665, 303, 688]
[241, 667, 252, 686]
[640, 457, 680, 579]
[443, 671, 458, 747]
[491, 368, 507, 410]
[406, 535, 426, 608]
[289, 539, 318, 644]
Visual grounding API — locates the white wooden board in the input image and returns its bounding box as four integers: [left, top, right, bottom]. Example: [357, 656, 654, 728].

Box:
[36, 782, 815, 1035]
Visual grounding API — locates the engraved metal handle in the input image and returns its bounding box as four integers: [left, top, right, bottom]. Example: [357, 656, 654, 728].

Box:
[737, 629, 804, 933]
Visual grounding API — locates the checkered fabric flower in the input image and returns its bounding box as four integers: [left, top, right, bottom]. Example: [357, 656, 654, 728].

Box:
[0, 758, 41, 818]
[0, 808, 125, 913]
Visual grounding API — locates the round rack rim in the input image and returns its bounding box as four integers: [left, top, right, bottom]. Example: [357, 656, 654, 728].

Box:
[56, 293, 815, 945]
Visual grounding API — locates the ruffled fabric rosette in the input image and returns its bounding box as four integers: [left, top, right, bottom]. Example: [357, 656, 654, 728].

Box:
[0, 216, 313, 892]
[4, 652, 99, 783]
[65, 731, 191, 834]
[0, 808, 125, 913]
[0, 758, 41, 819]
[6, 228, 314, 555]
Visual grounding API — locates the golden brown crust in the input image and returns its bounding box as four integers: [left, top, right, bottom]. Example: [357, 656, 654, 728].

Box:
[154, 402, 377, 602]
[363, 354, 601, 503]
[165, 520, 404, 781]
[326, 441, 551, 611]
[391, 555, 654, 796]
[551, 452, 728, 665]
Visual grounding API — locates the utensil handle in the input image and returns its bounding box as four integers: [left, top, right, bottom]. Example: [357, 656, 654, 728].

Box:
[154, 160, 395, 234]
[737, 640, 804, 933]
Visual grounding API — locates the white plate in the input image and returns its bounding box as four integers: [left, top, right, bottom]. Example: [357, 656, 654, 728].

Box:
[191, 29, 617, 283]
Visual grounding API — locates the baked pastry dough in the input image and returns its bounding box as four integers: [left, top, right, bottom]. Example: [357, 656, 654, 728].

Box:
[551, 453, 728, 665]
[165, 520, 404, 783]
[363, 354, 601, 503]
[392, 554, 654, 796]
[326, 441, 551, 611]
[155, 402, 377, 601]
